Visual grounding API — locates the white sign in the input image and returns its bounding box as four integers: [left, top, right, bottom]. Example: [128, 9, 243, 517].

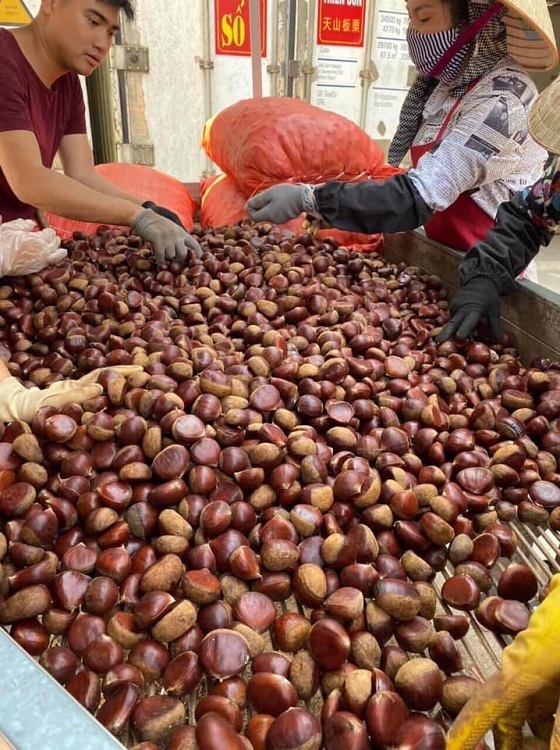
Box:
[366, 3, 412, 144]
[312, 45, 362, 123]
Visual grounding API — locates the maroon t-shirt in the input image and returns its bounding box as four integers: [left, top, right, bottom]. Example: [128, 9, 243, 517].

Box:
[0, 28, 86, 221]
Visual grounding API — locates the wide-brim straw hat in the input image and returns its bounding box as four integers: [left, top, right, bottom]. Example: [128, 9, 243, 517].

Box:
[528, 77, 560, 153]
[497, 0, 558, 71]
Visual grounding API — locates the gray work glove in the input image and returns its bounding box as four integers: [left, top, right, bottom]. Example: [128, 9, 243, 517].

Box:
[130, 208, 201, 264]
[142, 201, 184, 229]
[435, 277, 502, 343]
[247, 184, 318, 224]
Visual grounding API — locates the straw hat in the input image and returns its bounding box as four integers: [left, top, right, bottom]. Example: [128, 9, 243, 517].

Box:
[496, 0, 558, 71]
[528, 77, 560, 153]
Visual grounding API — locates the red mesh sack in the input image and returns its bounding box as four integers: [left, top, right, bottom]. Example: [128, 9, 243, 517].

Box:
[200, 174, 248, 227]
[202, 97, 398, 195]
[45, 163, 197, 240]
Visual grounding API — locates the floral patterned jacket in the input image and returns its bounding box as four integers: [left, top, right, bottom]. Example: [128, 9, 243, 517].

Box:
[459, 154, 557, 294]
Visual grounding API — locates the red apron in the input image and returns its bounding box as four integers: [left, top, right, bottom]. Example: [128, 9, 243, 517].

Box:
[410, 96, 495, 252]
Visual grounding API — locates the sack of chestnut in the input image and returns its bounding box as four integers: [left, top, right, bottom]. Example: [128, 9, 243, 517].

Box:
[200, 97, 402, 252]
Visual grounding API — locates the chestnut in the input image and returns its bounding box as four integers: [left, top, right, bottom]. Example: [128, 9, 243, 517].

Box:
[246, 672, 298, 717]
[265, 707, 321, 750]
[323, 711, 369, 750]
[373, 578, 421, 621]
[365, 690, 409, 747]
[131, 695, 185, 744]
[497, 564, 538, 602]
[394, 658, 443, 711]
[441, 574, 480, 611]
[199, 629, 249, 680]
[308, 618, 350, 670]
[394, 715, 446, 749]
[494, 599, 530, 635]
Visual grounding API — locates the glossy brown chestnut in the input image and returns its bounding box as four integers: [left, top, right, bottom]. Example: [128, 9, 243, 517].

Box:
[441, 574, 480, 611]
[323, 711, 369, 750]
[497, 564, 538, 602]
[246, 672, 298, 717]
[394, 715, 446, 749]
[373, 578, 421, 621]
[265, 707, 322, 750]
[308, 618, 351, 670]
[365, 690, 409, 748]
[394, 658, 443, 712]
[493, 599, 530, 635]
[199, 629, 249, 680]
[39, 645, 78, 684]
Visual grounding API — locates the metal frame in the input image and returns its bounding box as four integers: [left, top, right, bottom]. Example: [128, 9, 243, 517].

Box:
[0, 629, 124, 750]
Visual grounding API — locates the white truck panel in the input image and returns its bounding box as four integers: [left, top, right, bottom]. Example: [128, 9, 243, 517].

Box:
[10, 1, 560, 183]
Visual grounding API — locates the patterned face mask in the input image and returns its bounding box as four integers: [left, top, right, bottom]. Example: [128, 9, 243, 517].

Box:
[407, 27, 470, 82]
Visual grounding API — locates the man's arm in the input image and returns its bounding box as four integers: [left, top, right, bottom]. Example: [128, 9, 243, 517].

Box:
[58, 134, 186, 229]
[0, 129, 141, 225]
[58, 133, 144, 206]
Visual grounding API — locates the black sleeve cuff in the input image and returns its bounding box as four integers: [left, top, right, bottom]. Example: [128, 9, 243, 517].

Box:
[459, 192, 553, 296]
[314, 173, 433, 235]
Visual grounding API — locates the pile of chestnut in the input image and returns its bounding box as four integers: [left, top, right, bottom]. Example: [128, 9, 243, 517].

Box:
[0, 220, 557, 749]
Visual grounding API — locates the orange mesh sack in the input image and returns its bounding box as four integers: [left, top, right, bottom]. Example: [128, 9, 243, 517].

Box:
[202, 98, 394, 195]
[45, 163, 197, 240]
[200, 174, 248, 228]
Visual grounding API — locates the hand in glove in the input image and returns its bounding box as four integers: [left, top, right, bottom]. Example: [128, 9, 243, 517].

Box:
[131, 208, 201, 264]
[141, 201, 184, 229]
[75, 364, 143, 385]
[247, 184, 318, 224]
[447, 574, 560, 750]
[0, 365, 143, 423]
[435, 277, 501, 344]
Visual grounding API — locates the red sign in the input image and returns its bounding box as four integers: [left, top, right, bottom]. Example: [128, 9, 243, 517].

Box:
[317, 0, 366, 47]
[215, 0, 267, 57]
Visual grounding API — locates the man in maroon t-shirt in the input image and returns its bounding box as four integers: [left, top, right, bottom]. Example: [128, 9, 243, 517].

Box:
[0, 0, 201, 265]
[0, 0, 200, 422]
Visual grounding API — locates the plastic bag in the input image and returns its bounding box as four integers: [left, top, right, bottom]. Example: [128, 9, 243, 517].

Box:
[45, 163, 197, 240]
[202, 97, 399, 195]
[0, 219, 66, 276]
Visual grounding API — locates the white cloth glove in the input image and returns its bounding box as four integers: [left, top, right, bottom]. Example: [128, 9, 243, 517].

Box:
[0, 219, 66, 276]
[0, 365, 143, 423]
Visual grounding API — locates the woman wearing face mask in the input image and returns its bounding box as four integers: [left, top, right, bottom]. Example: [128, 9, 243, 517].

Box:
[247, 0, 556, 255]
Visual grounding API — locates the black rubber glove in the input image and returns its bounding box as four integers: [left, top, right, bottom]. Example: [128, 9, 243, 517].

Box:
[435, 277, 502, 344]
[142, 201, 184, 229]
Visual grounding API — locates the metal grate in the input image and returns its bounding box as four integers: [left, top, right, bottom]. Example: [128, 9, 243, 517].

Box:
[432, 522, 559, 744]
